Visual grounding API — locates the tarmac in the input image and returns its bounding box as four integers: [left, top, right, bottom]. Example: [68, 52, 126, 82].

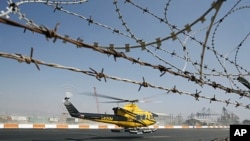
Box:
[0, 128, 229, 141]
[0, 123, 229, 129]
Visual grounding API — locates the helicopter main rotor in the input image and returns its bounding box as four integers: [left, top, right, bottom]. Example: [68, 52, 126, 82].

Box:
[79, 92, 142, 104]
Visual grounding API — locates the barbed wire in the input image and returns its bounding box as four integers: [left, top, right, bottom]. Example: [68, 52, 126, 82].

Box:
[0, 0, 88, 18]
[42, 0, 250, 78]
[1, 0, 250, 110]
[1, 50, 249, 109]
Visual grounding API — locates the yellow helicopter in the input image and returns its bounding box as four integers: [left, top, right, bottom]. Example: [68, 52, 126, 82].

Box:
[64, 92, 158, 134]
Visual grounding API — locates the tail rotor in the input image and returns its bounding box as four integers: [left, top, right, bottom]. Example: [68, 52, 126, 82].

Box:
[65, 91, 73, 100]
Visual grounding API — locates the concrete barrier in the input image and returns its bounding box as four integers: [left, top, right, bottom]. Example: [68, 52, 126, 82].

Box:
[33, 123, 45, 129]
[3, 123, 18, 128]
[0, 123, 229, 129]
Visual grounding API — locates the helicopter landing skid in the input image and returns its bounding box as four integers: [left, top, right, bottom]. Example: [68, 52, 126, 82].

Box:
[111, 128, 157, 134]
[129, 128, 157, 134]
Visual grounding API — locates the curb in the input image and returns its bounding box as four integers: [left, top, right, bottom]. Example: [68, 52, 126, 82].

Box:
[0, 123, 229, 129]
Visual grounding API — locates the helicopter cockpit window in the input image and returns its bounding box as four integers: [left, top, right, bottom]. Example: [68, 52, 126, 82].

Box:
[136, 115, 141, 120]
[136, 115, 146, 120]
[149, 114, 152, 119]
[142, 115, 145, 120]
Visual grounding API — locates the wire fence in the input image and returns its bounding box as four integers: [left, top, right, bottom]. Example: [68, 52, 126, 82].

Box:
[1, 0, 250, 111]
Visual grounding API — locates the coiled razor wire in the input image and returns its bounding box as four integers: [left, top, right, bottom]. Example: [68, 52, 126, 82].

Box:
[0, 0, 250, 110]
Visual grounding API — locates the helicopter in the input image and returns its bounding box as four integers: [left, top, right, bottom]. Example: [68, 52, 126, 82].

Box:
[64, 92, 159, 134]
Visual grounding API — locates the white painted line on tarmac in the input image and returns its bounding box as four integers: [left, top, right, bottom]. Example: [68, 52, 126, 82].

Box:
[0, 123, 3, 128]
[89, 125, 99, 129]
[68, 124, 79, 129]
[45, 124, 57, 128]
[18, 124, 33, 128]
[107, 125, 116, 129]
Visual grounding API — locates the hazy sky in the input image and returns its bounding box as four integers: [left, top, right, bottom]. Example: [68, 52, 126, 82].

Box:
[1, 0, 250, 121]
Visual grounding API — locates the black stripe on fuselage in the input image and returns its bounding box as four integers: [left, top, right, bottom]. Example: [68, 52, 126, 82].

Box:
[114, 107, 137, 117]
[78, 113, 128, 121]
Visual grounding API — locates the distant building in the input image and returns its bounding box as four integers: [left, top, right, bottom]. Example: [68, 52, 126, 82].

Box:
[155, 113, 184, 125]
[48, 117, 59, 123]
[7, 116, 29, 123]
[186, 107, 240, 126]
[0, 115, 8, 122]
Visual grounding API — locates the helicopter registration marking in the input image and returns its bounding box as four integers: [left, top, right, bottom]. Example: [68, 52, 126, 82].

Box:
[101, 116, 113, 121]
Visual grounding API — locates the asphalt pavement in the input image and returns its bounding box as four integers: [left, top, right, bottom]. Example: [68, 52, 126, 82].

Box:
[0, 128, 229, 141]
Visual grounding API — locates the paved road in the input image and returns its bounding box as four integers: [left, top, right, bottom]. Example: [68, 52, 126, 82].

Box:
[0, 128, 229, 141]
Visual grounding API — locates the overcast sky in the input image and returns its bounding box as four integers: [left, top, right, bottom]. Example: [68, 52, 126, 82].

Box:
[0, 0, 250, 121]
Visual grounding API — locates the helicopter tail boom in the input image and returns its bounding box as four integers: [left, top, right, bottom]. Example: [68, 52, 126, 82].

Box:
[64, 97, 81, 117]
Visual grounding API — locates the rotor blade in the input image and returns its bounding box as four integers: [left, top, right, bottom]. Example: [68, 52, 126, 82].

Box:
[65, 91, 73, 98]
[79, 92, 126, 101]
[99, 100, 129, 103]
[79, 92, 141, 103]
[139, 100, 162, 103]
